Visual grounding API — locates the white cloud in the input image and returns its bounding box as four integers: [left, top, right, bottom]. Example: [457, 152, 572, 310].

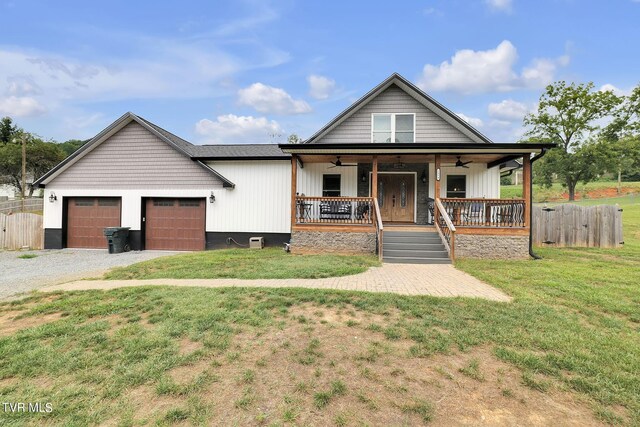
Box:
[485, 0, 512, 12]
[456, 113, 484, 128]
[238, 83, 311, 114]
[488, 99, 531, 121]
[195, 114, 283, 144]
[0, 96, 47, 117]
[599, 83, 633, 96]
[307, 75, 336, 100]
[417, 40, 569, 94]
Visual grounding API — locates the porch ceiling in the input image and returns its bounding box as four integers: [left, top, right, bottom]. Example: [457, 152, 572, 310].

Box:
[296, 153, 522, 165]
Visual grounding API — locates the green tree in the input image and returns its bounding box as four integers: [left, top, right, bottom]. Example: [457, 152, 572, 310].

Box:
[0, 135, 66, 196]
[524, 81, 621, 200]
[0, 116, 18, 144]
[287, 133, 302, 144]
[599, 84, 640, 191]
[58, 138, 89, 156]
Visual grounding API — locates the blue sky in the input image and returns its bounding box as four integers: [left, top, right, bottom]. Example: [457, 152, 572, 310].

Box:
[1, 0, 638, 144]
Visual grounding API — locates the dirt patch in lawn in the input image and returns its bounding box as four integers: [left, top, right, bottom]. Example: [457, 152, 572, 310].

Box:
[0, 311, 63, 337]
[556, 186, 639, 201]
[177, 337, 204, 356]
[153, 305, 603, 426]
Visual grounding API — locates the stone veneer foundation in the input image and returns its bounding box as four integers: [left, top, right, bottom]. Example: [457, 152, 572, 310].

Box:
[455, 234, 530, 259]
[291, 231, 376, 254]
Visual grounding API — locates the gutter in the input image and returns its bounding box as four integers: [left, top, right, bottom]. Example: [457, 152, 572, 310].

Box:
[529, 148, 548, 260]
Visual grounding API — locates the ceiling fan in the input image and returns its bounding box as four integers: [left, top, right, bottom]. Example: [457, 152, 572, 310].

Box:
[328, 156, 357, 168]
[453, 156, 472, 168]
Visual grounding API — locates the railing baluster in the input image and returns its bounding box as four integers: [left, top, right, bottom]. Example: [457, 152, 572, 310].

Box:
[439, 198, 526, 228]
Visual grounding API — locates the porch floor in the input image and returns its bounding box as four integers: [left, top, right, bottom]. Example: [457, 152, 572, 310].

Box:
[42, 264, 510, 302]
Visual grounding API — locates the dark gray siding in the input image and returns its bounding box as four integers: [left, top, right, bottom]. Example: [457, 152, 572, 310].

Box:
[48, 122, 223, 189]
[316, 85, 474, 144]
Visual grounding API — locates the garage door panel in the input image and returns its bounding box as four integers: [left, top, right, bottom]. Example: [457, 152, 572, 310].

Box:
[145, 198, 205, 251]
[67, 197, 121, 248]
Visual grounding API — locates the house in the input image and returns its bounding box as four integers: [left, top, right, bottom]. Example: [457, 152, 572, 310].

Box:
[34, 73, 552, 262]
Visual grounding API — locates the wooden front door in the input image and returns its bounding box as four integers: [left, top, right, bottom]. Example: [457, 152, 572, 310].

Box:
[66, 197, 121, 248]
[145, 198, 205, 251]
[377, 174, 415, 222]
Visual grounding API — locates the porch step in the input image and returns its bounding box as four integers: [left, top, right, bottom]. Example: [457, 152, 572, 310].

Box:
[382, 231, 451, 264]
[383, 249, 449, 259]
[384, 233, 442, 243]
[384, 242, 445, 251]
[384, 256, 452, 265]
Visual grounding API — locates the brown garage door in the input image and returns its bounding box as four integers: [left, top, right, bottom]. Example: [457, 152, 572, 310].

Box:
[67, 197, 121, 248]
[145, 198, 205, 251]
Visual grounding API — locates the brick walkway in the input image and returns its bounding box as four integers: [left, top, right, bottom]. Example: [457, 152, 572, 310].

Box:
[42, 264, 511, 302]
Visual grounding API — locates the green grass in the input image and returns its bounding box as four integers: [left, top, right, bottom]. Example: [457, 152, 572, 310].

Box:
[501, 180, 640, 201]
[17, 254, 38, 259]
[104, 248, 380, 280]
[0, 195, 638, 424]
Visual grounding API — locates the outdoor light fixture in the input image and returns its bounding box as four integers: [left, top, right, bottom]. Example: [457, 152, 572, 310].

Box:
[436, 168, 441, 181]
[48, 192, 57, 203]
[209, 191, 216, 203]
[420, 170, 427, 184]
[361, 172, 367, 183]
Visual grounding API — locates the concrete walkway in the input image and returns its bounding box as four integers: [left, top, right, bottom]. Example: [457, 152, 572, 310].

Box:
[41, 264, 511, 302]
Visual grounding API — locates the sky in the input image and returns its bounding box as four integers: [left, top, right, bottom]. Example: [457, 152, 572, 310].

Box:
[0, 0, 638, 144]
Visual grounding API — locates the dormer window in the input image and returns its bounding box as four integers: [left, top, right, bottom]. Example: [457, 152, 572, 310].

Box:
[372, 113, 415, 143]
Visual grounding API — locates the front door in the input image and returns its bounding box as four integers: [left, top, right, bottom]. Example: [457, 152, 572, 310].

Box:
[377, 174, 415, 222]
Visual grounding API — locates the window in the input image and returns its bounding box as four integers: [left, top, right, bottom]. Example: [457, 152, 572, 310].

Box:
[372, 114, 415, 143]
[179, 199, 201, 207]
[153, 200, 174, 207]
[446, 175, 467, 198]
[75, 199, 94, 206]
[98, 198, 119, 207]
[322, 174, 341, 197]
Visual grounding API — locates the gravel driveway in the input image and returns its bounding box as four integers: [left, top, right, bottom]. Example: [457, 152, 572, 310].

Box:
[0, 249, 178, 299]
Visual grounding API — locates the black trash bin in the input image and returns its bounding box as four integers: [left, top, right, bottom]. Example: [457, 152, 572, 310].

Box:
[103, 227, 131, 254]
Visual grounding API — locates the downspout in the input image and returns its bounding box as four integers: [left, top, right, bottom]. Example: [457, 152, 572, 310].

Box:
[529, 148, 548, 260]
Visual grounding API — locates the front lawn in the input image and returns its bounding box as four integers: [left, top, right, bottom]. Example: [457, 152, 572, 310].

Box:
[104, 248, 380, 280]
[0, 196, 638, 425]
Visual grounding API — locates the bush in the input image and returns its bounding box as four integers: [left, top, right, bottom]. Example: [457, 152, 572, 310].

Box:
[500, 175, 513, 185]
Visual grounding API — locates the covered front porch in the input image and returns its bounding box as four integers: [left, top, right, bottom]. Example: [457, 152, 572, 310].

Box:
[281, 143, 545, 261]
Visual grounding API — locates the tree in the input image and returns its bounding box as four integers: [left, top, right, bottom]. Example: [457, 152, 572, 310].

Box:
[599, 84, 640, 192]
[287, 133, 302, 144]
[0, 116, 18, 144]
[524, 81, 621, 200]
[58, 139, 89, 156]
[0, 135, 66, 196]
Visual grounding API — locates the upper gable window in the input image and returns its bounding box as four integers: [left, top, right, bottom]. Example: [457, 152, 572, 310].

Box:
[372, 113, 415, 143]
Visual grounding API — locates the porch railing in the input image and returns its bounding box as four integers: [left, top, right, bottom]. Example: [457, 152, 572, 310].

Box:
[373, 198, 383, 261]
[295, 196, 374, 225]
[434, 198, 456, 260]
[440, 198, 526, 228]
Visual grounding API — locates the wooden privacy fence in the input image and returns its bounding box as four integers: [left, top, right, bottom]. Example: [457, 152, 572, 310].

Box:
[0, 198, 44, 214]
[0, 213, 43, 250]
[532, 204, 623, 248]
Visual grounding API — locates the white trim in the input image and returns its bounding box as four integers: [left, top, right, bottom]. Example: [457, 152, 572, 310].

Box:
[371, 113, 416, 143]
[368, 171, 418, 223]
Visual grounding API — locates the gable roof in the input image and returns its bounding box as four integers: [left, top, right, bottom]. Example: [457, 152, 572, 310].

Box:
[34, 112, 235, 188]
[304, 73, 494, 145]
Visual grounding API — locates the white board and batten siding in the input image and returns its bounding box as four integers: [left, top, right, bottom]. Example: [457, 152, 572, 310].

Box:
[429, 163, 500, 199]
[316, 85, 474, 144]
[296, 163, 358, 198]
[205, 161, 291, 233]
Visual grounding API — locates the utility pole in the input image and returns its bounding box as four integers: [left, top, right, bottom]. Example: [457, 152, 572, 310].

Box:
[21, 133, 26, 212]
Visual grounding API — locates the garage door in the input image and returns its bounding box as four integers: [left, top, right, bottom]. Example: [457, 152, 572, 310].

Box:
[145, 198, 205, 251]
[67, 197, 121, 248]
